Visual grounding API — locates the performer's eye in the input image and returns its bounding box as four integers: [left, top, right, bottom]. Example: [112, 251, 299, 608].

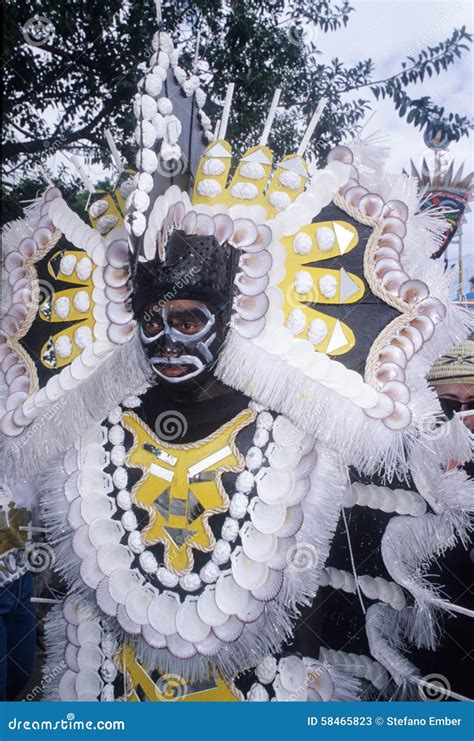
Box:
[143, 319, 162, 336]
[174, 319, 202, 334]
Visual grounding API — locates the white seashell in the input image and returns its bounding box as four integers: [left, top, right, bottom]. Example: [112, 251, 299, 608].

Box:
[54, 296, 70, 319]
[269, 191, 291, 210]
[287, 308, 306, 335]
[278, 655, 307, 692]
[107, 568, 143, 604]
[319, 273, 337, 299]
[136, 148, 158, 174]
[116, 489, 132, 510]
[73, 290, 90, 313]
[117, 604, 141, 634]
[112, 467, 128, 489]
[157, 567, 179, 588]
[76, 619, 102, 646]
[277, 505, 304, 538]
[229, 492, 249, 519]
[60, 254, 77, 275]
[231, 548, 269, 590]
[108, 424, 125, 445]
[110, 444, 125, 467]
[97, 543, 133, 575]
[121, 510, 137, 531]
[166, 633, 196, 659]
[245, 446, 263, 471]
[231, 182, 258, 200]
[197, 179, 222, 197]
[316, 226, 335, 252]
[213, 614, 244, 642]
[267, 442, 302, 470]
[247, 682, 270, 702]
[194, 633, 223, 657]
[88, 518, 123, 549]
[55, 335, 72, 359]
[96, 215, 118, 235]
[126, 189, 150, 213]
[142, 624, 167, 649]
[176, 598, 211, 643]
[77, 643, 103, 671]
[145, 73, 163, 97]
[134, 172, 154, 193]
[253, 427, 269, 447]
[72, 525, 95, 560]
[157, 97, 173, 116]
[197, 587, 229, 627]
[257, 411, 273, 430]
[125, 585, 155, 624]
[236, 595, 265, 623]
[235, 471, 254, 493]
[73, 325, 93, 351]
[139, 551, 158, 574]
[308, 318, 328, 344]
[215, 572, 250, 615]
[148, 592, 180, 635]
[80, 554, 104, 589]
[241, 523, 277, 562]
[95, 577, 119, 617]
[130, 211, 147, 237]
[255, 468, 294, 504]
[89, 200, 109, 219]
[202, 159, 225, 176]
[211, 539, 231, 566]
[278, 170, 301, 189]
[272, 416, 305, 447]
[251, 569, 283, 602]
[179, 573, 201, 592]
[294, 270, 313, 294]
[134, 94, 157, 121]
[63, 594, 92, 626]
[240, 162, 266, 180]
[101, 633, 118, 659]
[100, 659, 117, 683]
[255, 655, 277, 685]
[65, 643, 79, 672]
[135, 120, 157, 148]
[249, 499, 286, 535]
[58, 669, 78, 701]
[127, 530, 145, 553]
[200, 561, 220, 584]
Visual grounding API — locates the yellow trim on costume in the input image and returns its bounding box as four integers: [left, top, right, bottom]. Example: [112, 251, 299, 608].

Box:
[120, 646, 241, 702]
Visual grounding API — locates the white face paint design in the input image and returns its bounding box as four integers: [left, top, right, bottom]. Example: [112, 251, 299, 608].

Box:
[139, 303, 222, 384]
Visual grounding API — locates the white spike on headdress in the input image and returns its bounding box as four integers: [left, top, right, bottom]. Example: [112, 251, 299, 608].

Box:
[260, 88, 281, 146]
[105, 129, 124, 174]
[297, 97, 328, 156]
[218, 83, 235, 140]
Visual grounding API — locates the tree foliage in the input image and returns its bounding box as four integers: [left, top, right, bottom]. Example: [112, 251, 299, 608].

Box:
[2, 0, 472, 199]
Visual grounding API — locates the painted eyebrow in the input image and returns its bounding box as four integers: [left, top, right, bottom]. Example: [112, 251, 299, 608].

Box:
[168, 310, 209, 322]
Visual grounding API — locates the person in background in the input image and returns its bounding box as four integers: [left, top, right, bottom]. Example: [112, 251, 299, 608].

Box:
[0, 483, 37, 701]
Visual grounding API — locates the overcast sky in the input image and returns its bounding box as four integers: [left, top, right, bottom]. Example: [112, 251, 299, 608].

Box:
[318, 0, 473, 293]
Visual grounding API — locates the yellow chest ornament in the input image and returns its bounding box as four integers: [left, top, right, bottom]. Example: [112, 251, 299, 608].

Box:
[122, 408, 255, 575]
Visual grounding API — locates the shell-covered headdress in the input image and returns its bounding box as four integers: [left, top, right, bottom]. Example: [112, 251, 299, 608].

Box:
[1, 26, 472, 479]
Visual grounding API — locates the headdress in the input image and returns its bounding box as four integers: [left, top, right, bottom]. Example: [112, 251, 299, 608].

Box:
[1, 26, 472, 479]
[405, 158, 473, 259]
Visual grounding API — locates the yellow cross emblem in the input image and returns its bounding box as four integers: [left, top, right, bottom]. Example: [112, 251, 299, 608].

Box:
[122, 409, 254, 575]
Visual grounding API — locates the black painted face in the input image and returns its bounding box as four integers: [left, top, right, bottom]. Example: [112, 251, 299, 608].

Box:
[139, 299, 227, 387]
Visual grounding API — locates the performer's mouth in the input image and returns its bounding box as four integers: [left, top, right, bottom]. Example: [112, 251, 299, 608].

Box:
[156, 362, 192, 377]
